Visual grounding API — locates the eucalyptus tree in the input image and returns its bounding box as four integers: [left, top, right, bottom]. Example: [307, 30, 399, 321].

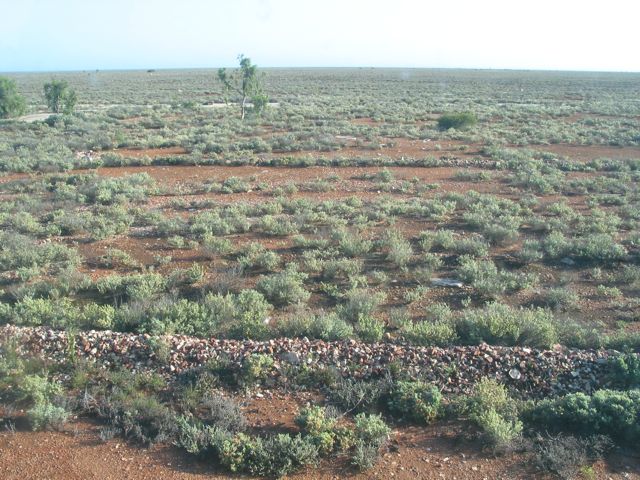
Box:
[217, 54, 268, 119]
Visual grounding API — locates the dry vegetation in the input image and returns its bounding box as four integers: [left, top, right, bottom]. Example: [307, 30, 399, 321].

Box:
[1, 68, 640, 479]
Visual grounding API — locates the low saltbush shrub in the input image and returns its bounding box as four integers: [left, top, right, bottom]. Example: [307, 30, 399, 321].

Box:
[437, 112, 477, 131]
[525, 389, 640, 445]
[387, 381, 442, 424]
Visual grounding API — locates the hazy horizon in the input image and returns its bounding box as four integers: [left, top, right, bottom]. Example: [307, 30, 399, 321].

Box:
[2, 0, 639, 73]
[4, 66, 640, 75]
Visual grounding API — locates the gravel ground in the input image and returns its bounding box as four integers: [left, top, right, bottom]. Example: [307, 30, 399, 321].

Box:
[1, 325, 623, 398]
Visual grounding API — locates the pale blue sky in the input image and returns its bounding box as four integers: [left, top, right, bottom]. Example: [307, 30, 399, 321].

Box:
[1, 0, 639, 72]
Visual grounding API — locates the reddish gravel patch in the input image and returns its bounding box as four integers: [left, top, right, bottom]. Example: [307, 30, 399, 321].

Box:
[2, 325, 620, 398]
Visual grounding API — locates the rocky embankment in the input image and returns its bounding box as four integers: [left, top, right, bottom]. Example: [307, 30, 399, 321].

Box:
[0, 325, 619, 398]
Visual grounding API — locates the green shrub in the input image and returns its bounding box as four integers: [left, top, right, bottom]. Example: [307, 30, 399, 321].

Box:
[572, 234, 626, 262]
[258, 434, 319, 477]
[79, 303, 116, 330]
[220, 433, 259, 473]
[329, 377, 391, 413]
[220, 432, 318, 477]
[437, 112, 477, 130]
[9, 297, 81, 329]
[456, 302, 557, 348]
[113, 394, 177, 446]
[356, 315, 385, 342]
[541, 231, 572, 259]
[175, 417, 231, 457]
[221, 176, 250, 193]
[419, 229, 456, 252]
[99, 248, 140, 270]
[351, 441, 380, 471]
[350, 412, 391, 470]
[608, 353, 640, 389]
[278, 311, 353, 341]
[451, 236, 490, 256]
[539, 287, 579, 312]
[238, 242, 280, 271]
[387, 381, 442, 424]
[294, 405, 347, 455]
[321, 258, 363, 282]
[336, 229, 373, 257]
[401, 320, 457, 347]
[526, 389, 640, 444]
[338, 288, 385, 323]
[295, 406, 337, 436]
[0, 76, 26, 118]
[474, 408, 522, 452]
[384, 232, 413, 269]
[27, 402, 69, 431]
[0, 232, 81, 279]
[241, 354, 274, 387]
[354, 413, 391, 447]
[97, 273, 166, 304]
[518, 239, 544, 263]
[466, 378, 521, 451]
[259, 214, 299, 236]
[19, 375, 64, 405]
[457, 256, 537, 298]
[467, 378, 515, 417]
[202, 236, 234, 257]
[256, 264, 310, 306]
[201, 394, 247, 433]
[224, 290, 273, 340]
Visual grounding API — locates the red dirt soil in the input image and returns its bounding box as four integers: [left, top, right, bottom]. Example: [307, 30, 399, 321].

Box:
[108, 147, 189, 157]
[532, 144, 640, 161]
[3, 390, 639, 480]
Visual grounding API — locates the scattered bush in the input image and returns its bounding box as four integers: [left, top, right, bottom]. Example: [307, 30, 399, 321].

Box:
[387, 381, 442, 424]
[384, 232, 413, 269]
[338, 288, 385, 323]
[456, 302, 557, 348]
[201, 394, 247, 433]
[401, 320, 457, 347]
[351, 413, 391, 471]
[356, 315, 385, 342]
[608, 353, 640, 389]
[437, 112, 477, 130]
[466, 378, 522, 452]
[539, 287, 579, 312]
[241, 354, 274, 387]
[256, 264, 310, 306]
[278, 311, 353, 341]
[534, 434, 612, 480]
[526, 389, 640, 444]
[27, 402, 70, 431]
[457, 256, 537, 298]
[329, 377, 391, 413]
[107, 394, 177, 445]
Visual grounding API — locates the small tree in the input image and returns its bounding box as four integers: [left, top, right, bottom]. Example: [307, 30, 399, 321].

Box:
[43, 79, 77, 114]
[217, 54, 268, 119]
[0, 76, 26, 119]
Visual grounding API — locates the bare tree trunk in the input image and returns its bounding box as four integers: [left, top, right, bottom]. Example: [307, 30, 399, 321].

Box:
[241, 95, 246, 120]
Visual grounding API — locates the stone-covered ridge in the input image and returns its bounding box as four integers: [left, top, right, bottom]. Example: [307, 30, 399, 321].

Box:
[0, 325, 620, 398]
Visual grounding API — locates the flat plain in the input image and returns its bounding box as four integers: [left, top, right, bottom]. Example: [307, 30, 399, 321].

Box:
[1, 68, 640, 479]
